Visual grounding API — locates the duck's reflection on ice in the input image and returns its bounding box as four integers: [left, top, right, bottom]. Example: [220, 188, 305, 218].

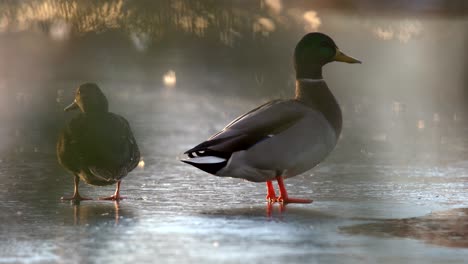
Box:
[266, 202, 284, 217]
[200, 203, 339, 222]
[265, 202, 313, 217]
[67, 202, 132, 226]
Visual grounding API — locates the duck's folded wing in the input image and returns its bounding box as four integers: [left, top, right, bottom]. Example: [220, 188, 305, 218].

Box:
[56, 125, 83, 173]
[115, 116, 141, 172]
[88, 139, 140, 182]
[89, 116, 141, 181]
[185, 99, 306, 156]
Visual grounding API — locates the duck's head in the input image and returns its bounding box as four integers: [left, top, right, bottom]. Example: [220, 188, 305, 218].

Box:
[64, 83, 109, 113]
[294, 32, 361, 79]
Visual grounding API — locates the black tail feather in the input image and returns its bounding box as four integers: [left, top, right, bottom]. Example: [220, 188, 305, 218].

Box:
[181, 159, 227, 175]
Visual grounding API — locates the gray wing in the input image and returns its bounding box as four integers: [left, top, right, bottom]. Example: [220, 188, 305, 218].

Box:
[185, 99, 307, 156]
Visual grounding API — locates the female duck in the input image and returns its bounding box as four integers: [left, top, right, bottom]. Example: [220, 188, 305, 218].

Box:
[182, 33, 361, 204]
[57, 83, 140, 201]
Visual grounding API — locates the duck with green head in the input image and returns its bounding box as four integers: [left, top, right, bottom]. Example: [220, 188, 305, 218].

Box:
[182, 32, 360, 204]
[57, 83, 140, 202]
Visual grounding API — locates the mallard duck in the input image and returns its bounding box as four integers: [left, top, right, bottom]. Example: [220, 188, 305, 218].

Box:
[57, 83, 140, 202]
[182, 33, 361, 204]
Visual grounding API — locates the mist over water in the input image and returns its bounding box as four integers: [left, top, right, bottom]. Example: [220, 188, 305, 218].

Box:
[0, 1, 467, 162]
[0, 1, 467, 263]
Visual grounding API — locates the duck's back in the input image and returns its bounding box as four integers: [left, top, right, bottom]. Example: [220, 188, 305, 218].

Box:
[57, 112, 140, 184]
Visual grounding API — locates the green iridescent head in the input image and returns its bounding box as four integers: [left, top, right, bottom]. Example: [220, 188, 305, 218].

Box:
[294, 32, 361, 78]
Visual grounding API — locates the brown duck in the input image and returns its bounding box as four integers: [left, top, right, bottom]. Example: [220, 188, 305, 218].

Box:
[57, 83, 140, 201]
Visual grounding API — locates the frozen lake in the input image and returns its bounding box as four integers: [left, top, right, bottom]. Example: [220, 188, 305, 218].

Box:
[0, 1, 467, 263]
[1, 90, 468, 264]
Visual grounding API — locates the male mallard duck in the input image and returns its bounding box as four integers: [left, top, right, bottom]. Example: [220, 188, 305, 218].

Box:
[182, 33, 361, 204]
[57, 83, 140, 202]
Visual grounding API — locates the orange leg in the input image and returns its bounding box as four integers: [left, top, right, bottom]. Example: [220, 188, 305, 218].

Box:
[61, 175, 92, 202]
[266, 180, 278, 203]
[276, 176, 312, 204]
[99, 181, 125, 201]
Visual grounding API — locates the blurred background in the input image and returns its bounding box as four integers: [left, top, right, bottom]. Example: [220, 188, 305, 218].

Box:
[0, 1, 467, 263]
[0, 0, 467, 163]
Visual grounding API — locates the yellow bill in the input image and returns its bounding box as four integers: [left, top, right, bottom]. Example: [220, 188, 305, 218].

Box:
[334, 49, 361, 64]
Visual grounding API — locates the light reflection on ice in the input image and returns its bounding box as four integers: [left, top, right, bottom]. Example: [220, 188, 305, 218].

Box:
[0, 240, 59, 263]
